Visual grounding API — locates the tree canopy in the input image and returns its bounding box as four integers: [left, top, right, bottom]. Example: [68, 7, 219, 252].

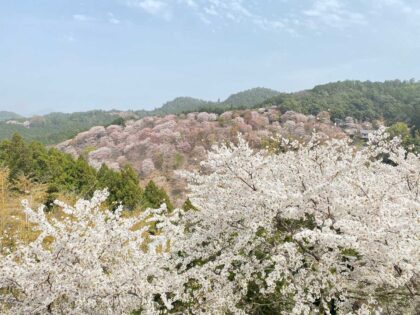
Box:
[1, 130, 418, 314]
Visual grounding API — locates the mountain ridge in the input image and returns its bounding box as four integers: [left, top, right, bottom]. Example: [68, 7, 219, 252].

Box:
[0, 80, 418, 144]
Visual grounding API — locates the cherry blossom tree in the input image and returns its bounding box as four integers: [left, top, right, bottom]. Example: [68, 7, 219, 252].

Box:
[1, 129, 419, 314]
[0, 190, 180, 315]
[168, 129, 419, 314]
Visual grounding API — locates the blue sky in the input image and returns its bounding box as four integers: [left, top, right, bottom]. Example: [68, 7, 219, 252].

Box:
[0, 0, 420, 115]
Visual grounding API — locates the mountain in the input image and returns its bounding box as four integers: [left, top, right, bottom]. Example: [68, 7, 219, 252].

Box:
[262, 80, 420, 130]
[0, 88, 281, 144]
[0, 110, 123, 145]
[224, 88, 281, 108]
[155, 97, 213, 115]
[0, 111, 22, 121]
[0, 81, 419, 145]
[57, 107, 363, 203]
[136, 88, 282, 116]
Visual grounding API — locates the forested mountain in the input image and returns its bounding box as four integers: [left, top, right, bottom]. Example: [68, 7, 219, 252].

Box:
[0, 88, 279, 144]
[0, 81, 418, 145]
[224, 87, 281, 107]
[0, 111, 22, 121]
[159, 97, 213, 114]
[136, 87, 281, 116]
[134, 81, 420, 130]
[0, 110, 121, 145]
[263, 80, 420, 130]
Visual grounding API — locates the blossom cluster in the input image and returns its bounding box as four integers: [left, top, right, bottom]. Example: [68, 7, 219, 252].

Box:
[1, 129, 419, 314]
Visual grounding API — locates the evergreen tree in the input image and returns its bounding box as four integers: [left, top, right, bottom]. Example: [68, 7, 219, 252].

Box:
[182, 198, 197, 211]
[141, 180, 173, 212]
[96, 164, 142, 211]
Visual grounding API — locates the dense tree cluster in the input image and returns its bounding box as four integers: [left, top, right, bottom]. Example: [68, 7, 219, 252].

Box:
[136, 88, 281, 117]
[0, 111, 22, 122]
[1, 81, 419, 145]
[0, 111, 118, 145]
[263, 80, 420, 131]
[0, 134, 171, 211]
[0, 130, 418, 314]
[387, 122, 420, 152]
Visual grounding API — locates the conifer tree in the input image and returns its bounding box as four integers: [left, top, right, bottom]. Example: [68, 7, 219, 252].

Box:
[141, 180, 173, 212]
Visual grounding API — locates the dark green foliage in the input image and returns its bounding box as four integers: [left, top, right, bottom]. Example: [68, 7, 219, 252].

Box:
[107, 116, 126, 127]
[224, 88, 281, 108]
[0, 134, 171, 212]
[387, 122, 420, 152]
[0, 111, 22, 121]
[96, 164, 143, 211]
[263, 80, 420, 130]
[141, 180, 174, 212]
[135, 88, 281, 117]
[0, 110, 118, 145]
[182, 198, 197, 211]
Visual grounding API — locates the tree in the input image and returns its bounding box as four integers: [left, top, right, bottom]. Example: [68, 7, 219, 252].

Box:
[166, 130, 419, 314]
[0, 190, 175, 314]
[141, 180, 173, 212]
[182, 198, 197, 212]
[1, 130, 419, 314]
[96, 164, 143, 211]
[388, 122, 420, 152]
[0, 133, 33, 181]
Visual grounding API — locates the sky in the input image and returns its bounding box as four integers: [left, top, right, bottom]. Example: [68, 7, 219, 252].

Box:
[0, 0, 420, 116]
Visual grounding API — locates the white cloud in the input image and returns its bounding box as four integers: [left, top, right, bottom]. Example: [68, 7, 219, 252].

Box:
[72, 14, 95, 22]
[374, 0, 420, 16]
[108, 12, 121, 24]
[303, 0, 366, 29]
[122, 0, 388, 32]
[180, 0, 197, 8]
[127, 0, 172, 20]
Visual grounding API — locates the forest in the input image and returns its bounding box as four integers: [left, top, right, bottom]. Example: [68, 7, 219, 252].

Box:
[0, 133, 174, 249]
[1, 80, 419, 145]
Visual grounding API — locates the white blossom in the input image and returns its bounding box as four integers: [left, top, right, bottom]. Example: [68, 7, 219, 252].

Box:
[1, 129, 419, 314]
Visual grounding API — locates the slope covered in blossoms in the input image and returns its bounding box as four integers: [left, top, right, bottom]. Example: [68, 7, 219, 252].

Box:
[57, 108, 376, 202]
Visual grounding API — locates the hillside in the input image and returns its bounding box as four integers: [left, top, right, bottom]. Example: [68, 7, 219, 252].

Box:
[57, 107, 372, 203]
[0, 110, 122, 145]
[224, 87, 280, 107]
[0, 111, 22, 121]
[137, 87, 282, 116]
[263, 80, 420, 130]
[1, 81, 418, 145]
[0, 88, 280, 144]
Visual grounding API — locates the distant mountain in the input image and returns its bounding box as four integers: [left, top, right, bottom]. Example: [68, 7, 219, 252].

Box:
[136, 87, 282, 116]
[0, 87, 282, 144]
[157, 97, 213, 115]
[0, 111, 22, 121]
[224, 88, 281, 108]
[0, 110, 122, 145]
[262, 80, 420, 130]
[0, 81, 418, 145]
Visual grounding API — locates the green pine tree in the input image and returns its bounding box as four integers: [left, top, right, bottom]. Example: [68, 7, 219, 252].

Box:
[141, 180, 173, 212]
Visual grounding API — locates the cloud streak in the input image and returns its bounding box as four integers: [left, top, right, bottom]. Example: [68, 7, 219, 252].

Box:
[127, 0, 172, 20]
[303, 0, 366, 29]
[123, 0, 420, 32]
[73, 14, 96, 22]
